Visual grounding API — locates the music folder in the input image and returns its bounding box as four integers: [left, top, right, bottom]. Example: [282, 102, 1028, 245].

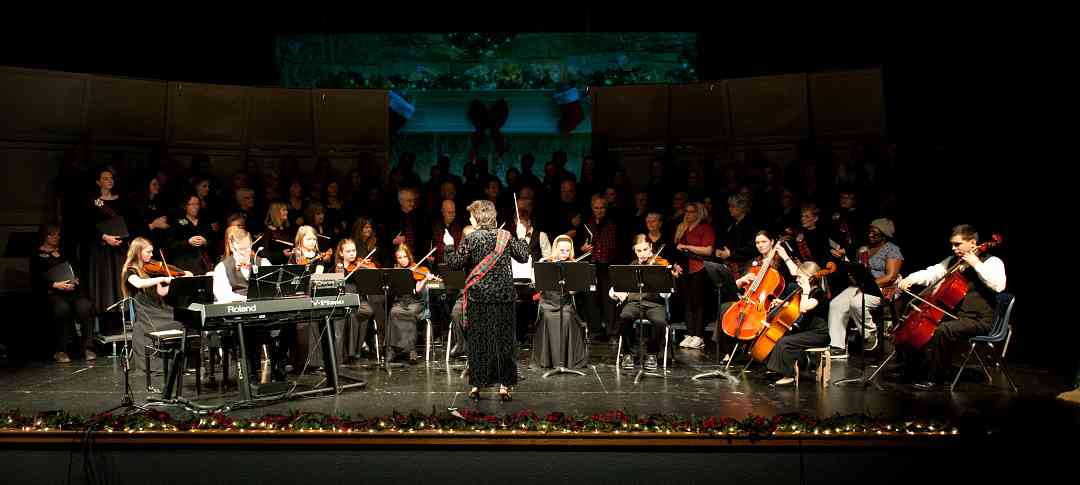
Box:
[96, 216, 129, 238]
[45, 262, 76, 282]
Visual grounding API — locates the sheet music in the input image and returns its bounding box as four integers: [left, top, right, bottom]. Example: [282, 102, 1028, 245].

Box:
[512, 255, 534, 281]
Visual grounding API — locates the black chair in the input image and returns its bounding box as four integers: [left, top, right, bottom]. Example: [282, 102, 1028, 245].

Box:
[950, 293, 1017, 392]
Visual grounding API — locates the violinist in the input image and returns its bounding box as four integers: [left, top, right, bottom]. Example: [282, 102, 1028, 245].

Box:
[32, 224, 94, 363]
[827, 218, 903, 357]
[290, 225, 329, 274]
[122, 237, 191, 373]
[610, 235, 676, 371]
[764, 260, 830, 386]
[212, 229, 271, 303]
[897, 224, 1006, 390]
[389, 244, 437, 364]
[334, 239, 377, 362]
[532, 234, 589, 370]
[168, 195, 216, 275]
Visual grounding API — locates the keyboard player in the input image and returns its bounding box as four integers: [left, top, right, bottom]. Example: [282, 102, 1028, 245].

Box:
[210, 229, 277, 380]
[213, 229, 272, 303]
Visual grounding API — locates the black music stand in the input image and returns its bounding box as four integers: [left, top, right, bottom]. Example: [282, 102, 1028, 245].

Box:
[250, 264, 311, 299]
[349, 268, 413, 376]
[438, 271, 467, 371]
[609, 264, 674, 384]
[833, 262, 885, 389]
[534, 261, 595, 378]
[104, 296, 142, 410]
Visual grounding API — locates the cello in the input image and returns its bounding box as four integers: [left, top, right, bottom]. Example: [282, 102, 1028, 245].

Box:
[749, 262, 836, 362]
[893, 233, 1002, 350]
[722, 243, 786, 340]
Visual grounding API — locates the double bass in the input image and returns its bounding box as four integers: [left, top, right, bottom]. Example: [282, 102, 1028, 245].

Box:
[893, 234, 1002, 350]
[721, 244, 786, 340]
[748, 262, 836, 362]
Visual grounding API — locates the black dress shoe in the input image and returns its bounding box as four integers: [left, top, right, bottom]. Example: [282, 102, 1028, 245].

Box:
[913, 380, 941, 391]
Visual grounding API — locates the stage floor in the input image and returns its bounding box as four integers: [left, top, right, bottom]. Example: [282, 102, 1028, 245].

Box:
[3, 341, 1078, 431]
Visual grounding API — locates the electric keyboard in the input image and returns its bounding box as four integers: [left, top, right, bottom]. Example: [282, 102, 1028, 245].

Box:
[175, 294, 361, 331]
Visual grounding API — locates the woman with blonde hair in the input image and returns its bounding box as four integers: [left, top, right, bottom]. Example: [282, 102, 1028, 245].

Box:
[263, 202, 293, 264]
[121, 237, 189, 373]
[531, 234, 588, 370]
[673, 201, 715, 350]
[290, 225, 329, 273]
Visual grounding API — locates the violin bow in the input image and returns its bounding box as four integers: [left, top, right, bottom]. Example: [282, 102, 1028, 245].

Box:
[411, 246, 438, 271]
[899, 286, 960, 320]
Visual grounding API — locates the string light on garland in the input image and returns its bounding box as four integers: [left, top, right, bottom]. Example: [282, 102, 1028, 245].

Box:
[0, 409, 962, 438]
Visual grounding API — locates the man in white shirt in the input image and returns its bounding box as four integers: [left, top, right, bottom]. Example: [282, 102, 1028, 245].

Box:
[213, 230, 272, 303]
[897, 224, 1006, 390]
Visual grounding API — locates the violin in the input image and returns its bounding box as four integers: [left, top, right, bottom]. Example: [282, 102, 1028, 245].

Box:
[144, 260, 187, 278]
[893, 234, 1002, 350]
[295, 248, 333, 266]
[748, 262, 836, 362]
[409, 265, 442, 282]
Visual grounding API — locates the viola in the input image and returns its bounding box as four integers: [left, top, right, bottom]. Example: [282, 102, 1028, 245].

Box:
[893, 234, 1002, 350]
[749, 262, 836, 362]
[721, 244, 786, 340]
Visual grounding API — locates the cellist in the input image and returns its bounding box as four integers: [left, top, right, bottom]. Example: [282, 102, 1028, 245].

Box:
[711, 230, 787, 361]
[897, 224, 1006, 390]
[763, 259, 830, 386]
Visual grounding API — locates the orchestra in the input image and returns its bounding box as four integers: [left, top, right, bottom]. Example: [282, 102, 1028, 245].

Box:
[33, 156, 1011, 398]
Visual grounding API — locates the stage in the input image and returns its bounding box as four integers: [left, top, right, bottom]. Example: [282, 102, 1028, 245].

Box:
[1, 341, 1077, 483]
[1, 341, 1075, 427]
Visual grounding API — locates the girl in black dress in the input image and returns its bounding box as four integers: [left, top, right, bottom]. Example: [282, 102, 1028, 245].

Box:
[531, 234, 589, 370]
[764, 247, 830, 386]
[122, 237, 189, 373]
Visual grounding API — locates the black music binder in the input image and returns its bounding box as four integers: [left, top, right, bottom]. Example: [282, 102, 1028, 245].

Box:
[45, 262, 76, 282]
[96, 216, 129, 238]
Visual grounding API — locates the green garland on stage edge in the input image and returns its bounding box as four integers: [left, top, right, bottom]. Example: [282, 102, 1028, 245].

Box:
[0, 408, 959, 438]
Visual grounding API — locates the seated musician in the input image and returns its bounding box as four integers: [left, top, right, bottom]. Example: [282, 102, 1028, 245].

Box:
[122, 237, 192, 374]
[531, 234, 589, 369]
[897, 224, 1006, 390]
[32, 224, 94, 363]
[763, 254, 830, 386]
[389, 243, 437, 364]
[212, 229, 271, 303]
[711, 230, 786, 358]
[290, 225, 330, 274]
[334, 238, 376, 363]
[610, 235, 676, 370]
[827, 218, 903, 357]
